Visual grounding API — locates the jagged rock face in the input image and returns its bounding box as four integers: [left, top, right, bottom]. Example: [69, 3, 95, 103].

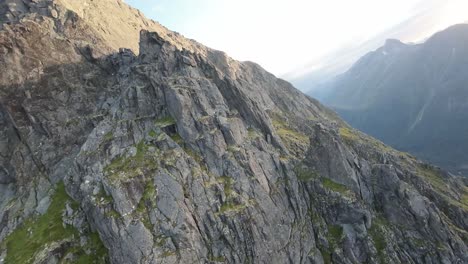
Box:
[320, 24, 468, 176]
[0, 0, 208, 55]
[0, 1, 467, 264]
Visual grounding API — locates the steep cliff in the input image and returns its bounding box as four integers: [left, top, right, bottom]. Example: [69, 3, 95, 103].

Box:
[0, 1, 467, 263]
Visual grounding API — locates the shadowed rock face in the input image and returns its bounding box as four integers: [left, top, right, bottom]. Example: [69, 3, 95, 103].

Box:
[0, 1, 467, 263]
[321, 24, 468, 176]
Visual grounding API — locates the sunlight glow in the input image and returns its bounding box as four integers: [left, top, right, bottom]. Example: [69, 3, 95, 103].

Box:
[126, 0, 468, 78]
[437, 0, 468, 29]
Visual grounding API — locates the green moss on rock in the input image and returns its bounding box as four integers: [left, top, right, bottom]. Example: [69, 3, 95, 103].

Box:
[416, 164, 468, 210]
[69, 232, 108, 264]
[184, 147, 204, 164]
[272, 116, 310, 150]
[104, 141, 159, 183]
[294, 166, 319, 182]
[155, 116, 176, 128]
[320, 224, 343, 263]
[103, 132, 114, 142]
[319, 246, 332, 264]
[212, 176, 249, 215]
[105, 209, 121, 219]
[368, 217, 388, 263]
[247, 128, 262, 140]
[218, 202, 247, 214]
[2, 183, 108, 264]
[339, 127, 360, 143]
[321, 178, 349, 194]
[170, 133, 184, 145]
[136, 181, 157, 230]
[95, 187, 113, 206]
[462, 188, 468, 208]
[218, 176, 234, 197]
[2, 183, 79, 264]
[148, 129, 158, 138]
[339, 126, 393, 154]
[209, 255, 226, 262]
[327, 224, 343, 247]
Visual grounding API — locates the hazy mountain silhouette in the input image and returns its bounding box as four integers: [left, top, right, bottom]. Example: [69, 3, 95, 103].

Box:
[322, 24, 468, 175]
[291, 2, 468, 96]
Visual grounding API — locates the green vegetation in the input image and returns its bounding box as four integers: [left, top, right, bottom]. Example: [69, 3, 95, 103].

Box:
[227, 145, 241, 153]
[320, 246, 332, 264]
[462, 188, 468, 207]
[155, 116, 176, 128]
[197, 115, 211, 122]
[219, 202, 247, 214]
[170, 133, 184, 145]
[404, 155, 468, 212]
[327, 225, 343, 246]
[2, 183, 79, 264]
[155, 235, 168, 247]
[214, 176, 249, 215]
[368, 217, 388, 263]
[136, 181, 157, 230]
[95, 187, 113, 206]
[142, 182, 157, 204]
[339, 127, 360, 143]
[137, 182, 157, 213]
[68, 232, 108, 264]
[294, 166, 319, 182]
[105, 209, 121, 219]
[436, 241, 447, 251]
[411, 237, 427, 248]
[319, 224, 343, 264]
[272, 117, 310, 148]
[322, 178, 349, 195]
[184, 147, 203, 164]
[339, 126, 393, 153]
[416, 165, 447, 192]
[103, 132, 114, 142]
[416, 164, 468, 210]
[104, 141, 159, 183]
[64, 117, 82, 127]
[209, 255, 226, 262]
[308, 209, 322, 224]
[218, 176, 234, 197]
[160, 150, 183, 168]
[247, 128, 262, 140]
[294, 167, 354, 198]
[160, 251, 177, 258]
[2, 183, 108, 264]
[148, 130, 158, 138]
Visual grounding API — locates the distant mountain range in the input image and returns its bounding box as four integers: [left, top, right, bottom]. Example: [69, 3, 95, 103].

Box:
[320, 24, 468, 176]
[290, 1, 468, 96]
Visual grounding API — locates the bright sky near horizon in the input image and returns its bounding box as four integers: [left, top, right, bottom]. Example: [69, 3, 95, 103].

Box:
[125, 0, 468, 77]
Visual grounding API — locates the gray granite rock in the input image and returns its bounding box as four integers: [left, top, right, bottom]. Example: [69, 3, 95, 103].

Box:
[0, 1, 467, 264]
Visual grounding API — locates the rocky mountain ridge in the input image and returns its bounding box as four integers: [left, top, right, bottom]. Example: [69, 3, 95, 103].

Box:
[321, 24, 468, 176]
[0, 0, 467, 263]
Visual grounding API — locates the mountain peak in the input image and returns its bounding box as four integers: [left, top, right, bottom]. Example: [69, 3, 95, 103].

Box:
[1, 2, 467, 264]
[0, 0, 208, 56]
[426, 23, 468, 45]
[323, 23, 468, 177]
[382, 38, 407, 52]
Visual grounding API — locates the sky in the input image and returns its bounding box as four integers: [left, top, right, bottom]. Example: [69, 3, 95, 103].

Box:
[125, 0, 468, 79]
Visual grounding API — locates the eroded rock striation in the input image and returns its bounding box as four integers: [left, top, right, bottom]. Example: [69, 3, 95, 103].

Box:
[0, 1, 467, 263]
